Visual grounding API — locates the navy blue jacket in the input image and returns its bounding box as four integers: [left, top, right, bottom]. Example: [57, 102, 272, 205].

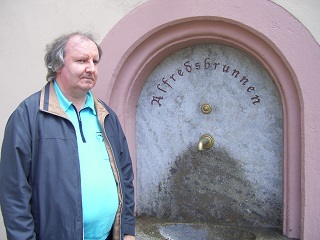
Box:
[0, 82, 135, 239]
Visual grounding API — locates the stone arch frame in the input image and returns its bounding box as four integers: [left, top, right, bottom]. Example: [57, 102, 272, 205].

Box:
[95, 1, 320, 238]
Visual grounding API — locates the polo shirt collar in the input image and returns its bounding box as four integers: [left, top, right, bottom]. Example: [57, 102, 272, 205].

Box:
[53, 80, 96, 115]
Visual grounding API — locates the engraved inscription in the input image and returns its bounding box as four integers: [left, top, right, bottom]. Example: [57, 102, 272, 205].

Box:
[151, 58, 261, 106]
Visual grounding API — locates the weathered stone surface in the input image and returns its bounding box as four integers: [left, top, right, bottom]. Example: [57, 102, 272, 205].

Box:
[136, 44, 283, 228]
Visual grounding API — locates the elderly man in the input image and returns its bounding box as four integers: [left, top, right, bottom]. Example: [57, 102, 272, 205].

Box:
[0, 32, 135, 240]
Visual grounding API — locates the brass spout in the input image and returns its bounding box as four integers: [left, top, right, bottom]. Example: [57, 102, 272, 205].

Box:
[198, 134, 214, 151]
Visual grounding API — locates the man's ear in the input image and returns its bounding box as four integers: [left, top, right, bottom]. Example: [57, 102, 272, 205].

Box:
[56, 67, 62, 74]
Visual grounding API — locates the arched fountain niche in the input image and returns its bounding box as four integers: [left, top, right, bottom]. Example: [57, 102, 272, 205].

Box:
[96, 0, 307, 238]
[136, 43, 284, 236]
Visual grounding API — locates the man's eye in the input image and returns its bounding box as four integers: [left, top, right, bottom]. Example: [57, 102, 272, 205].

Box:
[77, 59, 85, 63]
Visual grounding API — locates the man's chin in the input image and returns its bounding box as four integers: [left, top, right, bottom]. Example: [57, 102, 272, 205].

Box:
[81, 81, 96, 90]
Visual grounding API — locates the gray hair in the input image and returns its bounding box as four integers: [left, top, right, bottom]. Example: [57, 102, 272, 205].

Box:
[44, 32, 103, 82]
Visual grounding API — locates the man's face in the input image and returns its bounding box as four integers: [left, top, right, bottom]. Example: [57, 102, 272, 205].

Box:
[56, 35, 100, 98]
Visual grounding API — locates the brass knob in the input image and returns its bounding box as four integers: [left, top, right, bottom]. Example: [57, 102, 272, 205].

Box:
[201, 103, 212, 114]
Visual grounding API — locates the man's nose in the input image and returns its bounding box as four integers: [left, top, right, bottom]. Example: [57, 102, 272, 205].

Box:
[86, 60, 96, 72]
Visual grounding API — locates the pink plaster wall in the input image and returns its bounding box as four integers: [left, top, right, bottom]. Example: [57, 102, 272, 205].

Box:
[94, 0, 320, 239]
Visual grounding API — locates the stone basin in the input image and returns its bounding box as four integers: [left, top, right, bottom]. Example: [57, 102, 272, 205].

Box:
[136, 217, 291, 240]
[159, 223, 256, 240]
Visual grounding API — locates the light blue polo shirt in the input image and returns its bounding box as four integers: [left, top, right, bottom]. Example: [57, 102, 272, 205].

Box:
[54, 81, 119, 240]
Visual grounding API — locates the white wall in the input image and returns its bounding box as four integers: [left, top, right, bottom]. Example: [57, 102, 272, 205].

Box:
[0, 0, 319, 238]
[272, 0, 320, 45]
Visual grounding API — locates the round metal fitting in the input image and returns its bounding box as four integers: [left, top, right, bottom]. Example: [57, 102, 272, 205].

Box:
[201, 103, 212, 114]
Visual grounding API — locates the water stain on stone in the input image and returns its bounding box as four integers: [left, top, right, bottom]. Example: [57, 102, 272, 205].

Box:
[155, 146, 282, 228]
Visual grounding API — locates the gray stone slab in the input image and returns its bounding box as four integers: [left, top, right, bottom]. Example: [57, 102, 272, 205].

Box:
[136, 44, 283, 228]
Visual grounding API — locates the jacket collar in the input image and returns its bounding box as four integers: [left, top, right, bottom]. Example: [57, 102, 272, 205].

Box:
[39, 81, 109, 120]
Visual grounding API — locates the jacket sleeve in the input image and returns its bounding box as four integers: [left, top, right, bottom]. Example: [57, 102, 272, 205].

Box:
[109, 112, 135, 237]
[0, 106, 36, 240]
[118, 122, 135, 237]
